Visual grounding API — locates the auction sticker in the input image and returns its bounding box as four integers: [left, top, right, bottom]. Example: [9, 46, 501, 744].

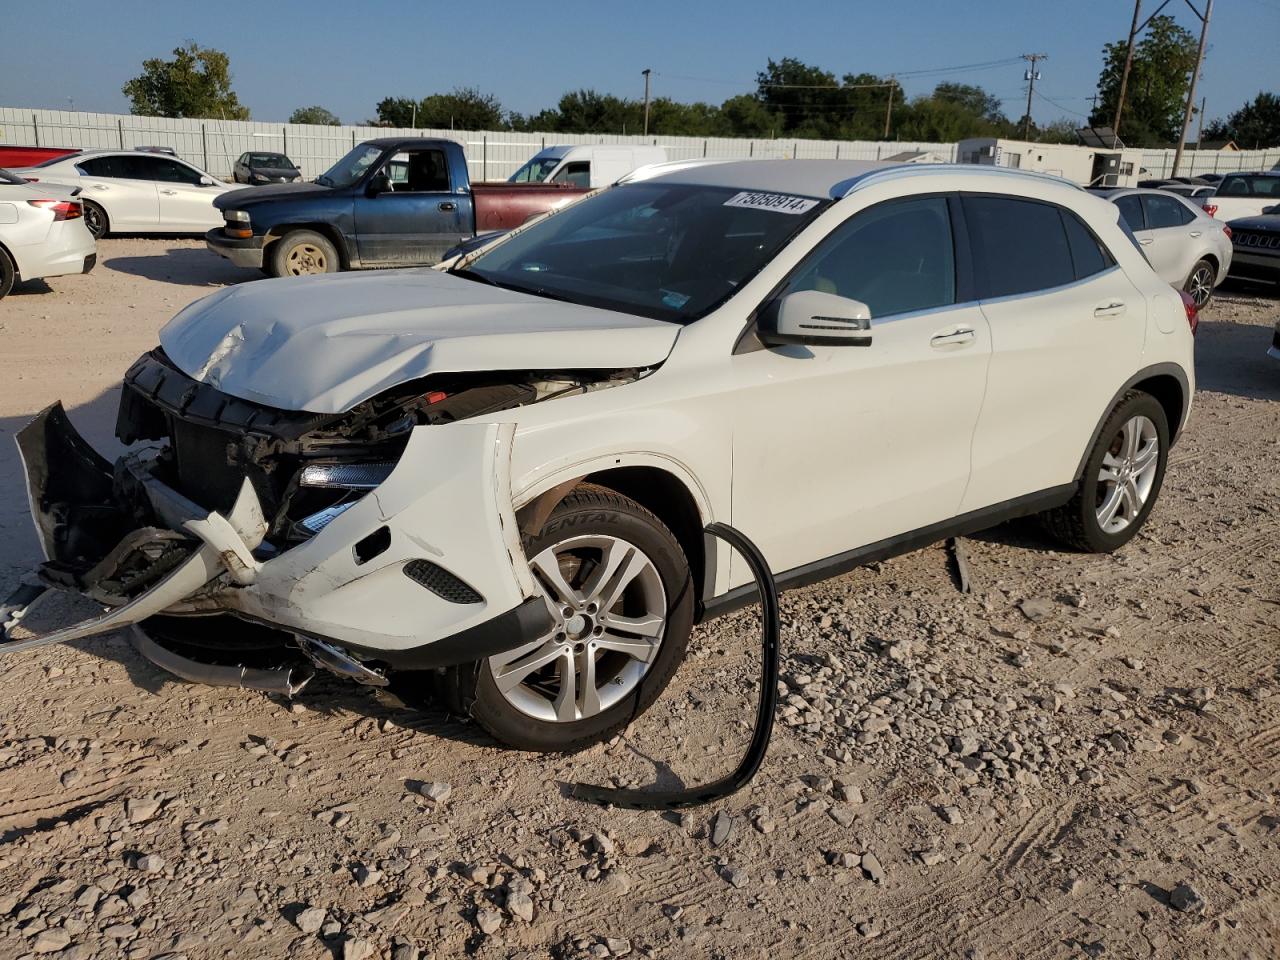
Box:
[723, 191, 820, 214]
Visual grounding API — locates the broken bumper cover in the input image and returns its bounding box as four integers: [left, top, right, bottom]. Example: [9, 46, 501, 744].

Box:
[4, 404, 547, 670]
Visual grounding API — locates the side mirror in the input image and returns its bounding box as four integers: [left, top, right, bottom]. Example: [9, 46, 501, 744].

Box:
[759, 289, 872, 347]
[367, 174, 392, 196]
[199, 176, 215, 186]
[1263, 204, 1278, 215]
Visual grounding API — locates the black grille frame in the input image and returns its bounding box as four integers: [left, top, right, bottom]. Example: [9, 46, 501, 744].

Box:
[403, 560, 483, 604]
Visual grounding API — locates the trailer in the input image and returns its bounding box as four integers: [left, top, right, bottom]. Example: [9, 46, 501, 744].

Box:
[957, 138, 1146, 188]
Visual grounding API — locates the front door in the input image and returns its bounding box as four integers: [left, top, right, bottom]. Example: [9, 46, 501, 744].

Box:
[731, 196, 992, 579]
[142, 156, 225, 231]
[353, 149, 471, 265]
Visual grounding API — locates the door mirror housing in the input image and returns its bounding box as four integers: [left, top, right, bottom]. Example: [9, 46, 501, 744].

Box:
[1263, 204, 1278, 215]
[367, 174, 392, 196]
[759, 290, 873, 347]
[199, 176, 215, 186]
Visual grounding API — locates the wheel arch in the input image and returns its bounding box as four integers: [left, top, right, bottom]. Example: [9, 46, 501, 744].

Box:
[514, 458, 715, 614]
[263, 222, 350, 269]
[80, 197, 109, 235]
[1074, 363, 1189, 482]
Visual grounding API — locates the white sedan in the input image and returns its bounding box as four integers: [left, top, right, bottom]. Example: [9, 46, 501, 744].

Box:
[5, 160, 1195, 752]
[13, 149, 233, 238]
[0, 170, 95, 301]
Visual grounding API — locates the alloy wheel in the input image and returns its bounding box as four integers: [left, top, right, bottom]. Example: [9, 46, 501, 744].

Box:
[1094, 414, 1159, 534]
[1187, 264, 1214, 308]
[84, 204, 105, 239]
[285, 243, 328, 275]
[487, 535, 667, 723]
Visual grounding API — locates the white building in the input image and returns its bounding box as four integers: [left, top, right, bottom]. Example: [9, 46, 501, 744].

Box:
[957, 138, 1146, 188]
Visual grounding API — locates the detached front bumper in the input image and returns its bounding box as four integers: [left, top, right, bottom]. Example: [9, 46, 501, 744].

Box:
[4, 404, 547, 672]
[205, 228, 265, 269]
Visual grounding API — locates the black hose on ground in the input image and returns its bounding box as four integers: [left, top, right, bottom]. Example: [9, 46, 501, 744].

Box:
[572, 521, 780, 810]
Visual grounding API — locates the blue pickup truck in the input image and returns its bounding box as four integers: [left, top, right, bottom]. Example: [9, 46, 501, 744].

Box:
[206, 137, 588, 276]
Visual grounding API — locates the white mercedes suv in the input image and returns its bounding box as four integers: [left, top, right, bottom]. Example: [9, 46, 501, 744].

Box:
[4, 160, 1195, 752]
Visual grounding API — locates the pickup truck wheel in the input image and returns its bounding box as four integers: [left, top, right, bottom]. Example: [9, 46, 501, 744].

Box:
[451, 485, 694, 753]
[269, 230, 339, 277]
[1041, 391, 1169, 553]
[0, 246, 15, 300]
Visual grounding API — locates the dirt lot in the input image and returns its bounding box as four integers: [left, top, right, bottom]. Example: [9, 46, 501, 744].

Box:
[0, 239, 1278, 960]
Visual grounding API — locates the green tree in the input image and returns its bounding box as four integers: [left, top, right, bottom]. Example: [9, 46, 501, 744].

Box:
[932, 83, 1006, 124]
[1036, 118, 1081, 144]
[1203, 91, 1280, 148]
[373, 97, 417, 127]
[122, 42, 249, 119]
[1089, 15, 1198, 146]
[718, 94, 781, 138]
[419, 88, 506, 130]
[289, 105, 340, 125]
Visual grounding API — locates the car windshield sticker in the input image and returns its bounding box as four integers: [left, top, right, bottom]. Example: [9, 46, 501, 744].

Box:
[723, 191, 820, 215]
[661, 289, 692, 309]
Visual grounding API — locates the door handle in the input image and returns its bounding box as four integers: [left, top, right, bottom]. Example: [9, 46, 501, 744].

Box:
[1188, 230, 1201, 237]
[930, 327, 976, 348]
[1138, 237, 1154, 245]
[91, 184, 108, 190]
[1094, 300, 1127, 318]
[438, 201, 457, 212]
[160, 189, 177, 195]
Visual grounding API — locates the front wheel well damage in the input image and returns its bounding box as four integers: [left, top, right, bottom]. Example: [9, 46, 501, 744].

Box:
[519, 467, 706, 612]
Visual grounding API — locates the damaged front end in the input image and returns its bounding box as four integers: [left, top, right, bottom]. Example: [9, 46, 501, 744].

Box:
[3, 349, 646, 690]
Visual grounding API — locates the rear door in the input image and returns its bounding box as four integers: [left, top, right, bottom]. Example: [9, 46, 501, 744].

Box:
[960, 194, 1147, 511]
[74, 155, 159, 229]
[731, 195, 992, 575]
[1138, 192, 1201, 282]
[353, 148, 469, 265]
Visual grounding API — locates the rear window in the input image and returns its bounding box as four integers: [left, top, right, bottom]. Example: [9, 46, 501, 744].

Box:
[962, 196, 1077, 298]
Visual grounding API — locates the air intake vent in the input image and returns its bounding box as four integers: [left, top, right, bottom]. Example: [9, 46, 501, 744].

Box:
[403, 560, 483, 604]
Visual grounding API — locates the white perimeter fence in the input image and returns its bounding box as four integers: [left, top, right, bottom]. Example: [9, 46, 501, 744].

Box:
[2, 107, 1278, 184]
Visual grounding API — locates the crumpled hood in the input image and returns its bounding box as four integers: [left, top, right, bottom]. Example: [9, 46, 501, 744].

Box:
[159, 269, 680, 413]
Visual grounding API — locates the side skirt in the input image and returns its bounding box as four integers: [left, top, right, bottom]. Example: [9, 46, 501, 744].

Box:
[698, 483, 1076, 623]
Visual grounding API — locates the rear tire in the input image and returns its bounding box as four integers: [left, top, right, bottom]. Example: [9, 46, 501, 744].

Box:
[82, 201, 108, 240]
[1041, 391, 1169, 552]
[439, 484, 694, 752]
[0, 246, 14, 301]
[1183, 257, 1215, 310]
[268, 230, 339, 277]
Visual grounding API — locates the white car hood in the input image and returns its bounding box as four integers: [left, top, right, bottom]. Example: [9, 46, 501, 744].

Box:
[159, 269, 680, 413]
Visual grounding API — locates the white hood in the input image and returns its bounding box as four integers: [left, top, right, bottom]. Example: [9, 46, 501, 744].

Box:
[159, 269, 680, 413]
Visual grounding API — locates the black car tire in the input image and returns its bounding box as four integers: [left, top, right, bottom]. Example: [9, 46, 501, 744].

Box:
[268, 230, 340, 277]
[82, 201, 108, 240]
[0, 245, 15, 301]
[1041, 391, 1169, 553]
[437, 485, 695, 753]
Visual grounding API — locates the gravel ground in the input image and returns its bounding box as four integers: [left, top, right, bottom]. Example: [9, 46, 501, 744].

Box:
[0, 239, 1278, 960]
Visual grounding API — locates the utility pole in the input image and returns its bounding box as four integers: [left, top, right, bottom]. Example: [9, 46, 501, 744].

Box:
[883, 76, 896, 139]
[1196, 95, 1206, 149]
[1172, 0, 1212, 177]
[1021, 54, 1046, 140]
[641, 69, 652, 136]
[1113, 0, 1142, 147]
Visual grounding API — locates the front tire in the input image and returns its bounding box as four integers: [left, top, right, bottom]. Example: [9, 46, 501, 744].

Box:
[1041, 391, 1169, 552]
[268, 230, 340, 277]
[1183, 257, 1215, 310]
[452, 485, 694, 752]
[82, 201, 108, 240]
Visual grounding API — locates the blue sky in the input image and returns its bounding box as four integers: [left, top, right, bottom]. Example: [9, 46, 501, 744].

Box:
[2, 0, 1275, 130]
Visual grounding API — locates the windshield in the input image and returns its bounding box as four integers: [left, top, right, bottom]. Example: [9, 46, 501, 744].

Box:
[458, 182, 829, 323]
[508, 156, 563, 183]
[316, 144, 383, 188]
[249, 153, 289, 167]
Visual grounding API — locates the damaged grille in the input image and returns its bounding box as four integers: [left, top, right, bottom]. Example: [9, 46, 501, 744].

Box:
[170, 420, 246, 512]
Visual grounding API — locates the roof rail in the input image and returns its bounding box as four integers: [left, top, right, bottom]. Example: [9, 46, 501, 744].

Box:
[842, 162, 1085, 197]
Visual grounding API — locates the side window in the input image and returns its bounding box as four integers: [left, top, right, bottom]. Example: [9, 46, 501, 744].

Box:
[1060, 210, 1115, 280]
[552, 162, 591, 188]
[788, 197, 955, 318]
[963, 195, 1075, 298]
[1217, 176, 1249, 197]
[382, 150, 449, 192]
[152, 158, 204, 185]
[1113, 194, 1146, 230]
[76, 156, 120, 178]
[1143, 193, 1192, 229]
[237, 153, 247, 166]
[1253, 177, 1280, 197]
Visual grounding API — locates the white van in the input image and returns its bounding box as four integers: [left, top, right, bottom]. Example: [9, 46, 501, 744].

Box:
[508, 145, 668, 188]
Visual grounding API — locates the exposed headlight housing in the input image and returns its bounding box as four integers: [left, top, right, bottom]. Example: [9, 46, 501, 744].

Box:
[299, 462, 396, 490]
[224, 209, 250, 222]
